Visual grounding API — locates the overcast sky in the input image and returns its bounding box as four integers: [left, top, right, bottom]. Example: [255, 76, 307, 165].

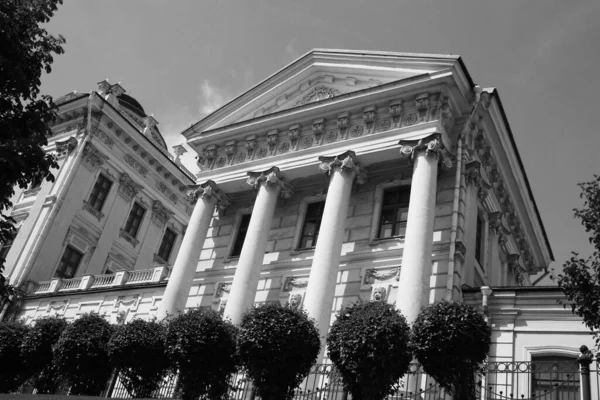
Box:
[40, 0, 600, 277]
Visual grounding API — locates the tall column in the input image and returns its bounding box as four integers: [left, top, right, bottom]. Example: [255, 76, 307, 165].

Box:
[304, 151, 366, 340]
[396, 133, 445, 324]
[224, 167, 294, 324]
[157, 181, 229, 320]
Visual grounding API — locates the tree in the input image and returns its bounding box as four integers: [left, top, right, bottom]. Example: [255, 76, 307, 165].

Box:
[0, 0, 65, 285]
[555, 175, 600, 344]
[20, 316, 68, 394]
[0, 321, 30, 393]
[411, 301, 491, 400]
[237, 303, 321, 400]
[165, 308, 238, 400]
[108, 319, 170, 398]
[53, 313, 114, 396]
[327, 300, 412, 400]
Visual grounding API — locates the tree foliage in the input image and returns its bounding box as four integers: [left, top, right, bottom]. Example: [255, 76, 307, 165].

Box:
[327, 300, 411, 400]
[238, 303, 321, 400]
[53, 313, 114, 396]
[20, 316, 67, 394]
[165, 308, 238, 400]
[0, 0, 64, 283]
[0, 321, 30, 393]
[555, 175, 600, 344]
[411, 301, 491, 400]
[108, 319, 170, 398]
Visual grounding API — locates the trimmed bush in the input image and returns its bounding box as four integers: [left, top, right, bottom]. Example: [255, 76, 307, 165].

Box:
[0, 321, 30, 393]
[327, 300, 412, 400]
[53, 313, 114, 396]
[108, 319, 170, 398]
[165, 308, 237, 400]
[21, 316, 68, 394]
[411, 301, 491, 400]
[238, 303, 321, 400]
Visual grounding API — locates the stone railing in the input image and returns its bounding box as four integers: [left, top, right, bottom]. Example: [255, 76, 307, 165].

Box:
[30, 266, 172, 295]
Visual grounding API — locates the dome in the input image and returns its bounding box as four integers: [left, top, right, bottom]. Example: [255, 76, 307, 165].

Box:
[117, 93, 146, 118]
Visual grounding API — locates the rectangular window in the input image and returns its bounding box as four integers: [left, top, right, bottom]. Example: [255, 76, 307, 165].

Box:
[475, 214, 484, 266]
[158, 228, 177, 261]
[88, 175, 112, 211]
[54, 246, 83, 279]
[123, 202, 146, 237]
[378, 187, 411, 239]
[231, 214, 251, 257]
[298, 201, 325, 249]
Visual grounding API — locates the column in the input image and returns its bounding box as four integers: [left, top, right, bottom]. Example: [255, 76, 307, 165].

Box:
[157, 181, 229, 320]
[224, 167, 294, 324]
[395, 133, 443, 324]
[304, 151, 366, 340]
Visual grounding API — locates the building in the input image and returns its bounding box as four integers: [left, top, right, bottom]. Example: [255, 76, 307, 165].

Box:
[2, 51, 594, 372]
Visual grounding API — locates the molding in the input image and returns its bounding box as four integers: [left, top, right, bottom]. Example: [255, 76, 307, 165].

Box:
[82, 200, 104, 221]
[151, 200, 172, 227]
[117, 173, 142, 202]
[55, 137, 78, 159]
[82, 142, 109, 171]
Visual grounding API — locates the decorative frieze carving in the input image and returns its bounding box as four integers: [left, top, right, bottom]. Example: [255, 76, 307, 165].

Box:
[464, 161, 482, 187]
[246, 167, 295, 199]
[157, 181, 178, 204]
[288, 293, 303, 310]
[363, 267, 400, 285]
[91, 127, 114, 149]
[266, 129, 279, 155]
[371, 286, 388, 302]
[318, 150, 367, 185]
[440, 96, 454, 132]
[215, 282, 232, 298]
[186, 180, 230, 211]
[389, 99, 404, 128]
[205, 144, 217, 168]
[312, 118, 325, 145]
[56, 137, 78, 159]
[336, 111, 350, 139]
[225, 140, 237, 165]
[151, 200, 171, 227]
[82, 142, 109, 171]
[124, 154, 148, 178]
[117, 173, 142, 202]
[415, 92, 430, 123]
[282, 276, 309, 292]
[288, 124, 301, 150]
[363, 105, 377, 134]
[245, 135, 257, 160]
[295, 85, 341, 106]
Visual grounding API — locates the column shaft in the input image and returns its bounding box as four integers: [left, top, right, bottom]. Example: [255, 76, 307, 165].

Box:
[157, 188, 219, 320]
[396, 139, 440, 323]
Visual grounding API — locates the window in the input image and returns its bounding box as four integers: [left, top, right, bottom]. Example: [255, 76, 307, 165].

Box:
[475, 214, 484, 266]
[231, 214, 251, 257]
[54, 246, 83, 279]
[378, 187, 411, 238]
[88, 175, 112, 211]
[0, 229, 17, 261]
[531, 355, 579, 399]
[298, 201, 325, 249]
[157, 228, 177, 261]
[123, 202, 146, 237]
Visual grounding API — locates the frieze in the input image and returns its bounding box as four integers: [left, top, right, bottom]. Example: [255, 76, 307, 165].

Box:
[312, 118, 325, 145]
[266, 129, 279, 155]
[363, 105, 377, 134]
[337, 112, 350, 139]
[415, 92, 430, 123]
[389, 99, 404, 128]
[56, 137, 78, 159]
[124, 154, 148, 178]
[157, 181, 178, 204]
[288, 124, 301, 150]
[295, 85, 341, 106]
[91, 126, 114, 149]
[282, 276, 309, 292]
[225, 140, 237, 165]
[245, 135, 257, 160]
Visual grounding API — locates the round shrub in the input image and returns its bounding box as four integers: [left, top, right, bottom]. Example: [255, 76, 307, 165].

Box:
[0, 321, 30, 393]
[165, 308, 238, 400]
[411, 301, 491, 400]
[53, 313, 114, 396]
[21, 316, 68, 394]
[108, 319, 170, 398]
[238, 302, 321, 400]
[327, 300, 412, 400]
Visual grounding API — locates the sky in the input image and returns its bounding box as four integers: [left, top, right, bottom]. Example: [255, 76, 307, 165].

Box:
[40, 0, 600, 278]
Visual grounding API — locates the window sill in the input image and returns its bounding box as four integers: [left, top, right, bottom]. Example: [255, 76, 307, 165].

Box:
[290, 247, 316, 256]
[369, 236, 405, 246]
[83, 200, 104, 221]
[119, 229, 139, 247]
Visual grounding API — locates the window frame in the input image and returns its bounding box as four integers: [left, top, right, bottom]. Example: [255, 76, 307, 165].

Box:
[0, 229, 18, 261]
[368, 179, 412, 245]
[157, 227, 178, 262]
[123, 202, 146, 238]
[224, 207, 253, 261]
[54, 245, 84, 279]
[87, 174, 113, 212]
[297, 200, 326, 250]
[291, 194, 327, 254]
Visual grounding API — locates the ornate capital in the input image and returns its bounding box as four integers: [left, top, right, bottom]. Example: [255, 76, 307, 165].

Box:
[363, 105, 377, 133]
[399, 133, 450, 168]
[337, 112, 350, 139]
[464, 160, 482, 187]
[318, 150, 367, 185]
[118, 173, 142, 202]
[187, 180, 230, 211]
[56, 137, 78, 159]
[151, 200, 172, 227]
[312, 118, 325, 144]
[247, 167, 295, 199]
[82, 142, 109, 171]
[389, 99, 403, 128]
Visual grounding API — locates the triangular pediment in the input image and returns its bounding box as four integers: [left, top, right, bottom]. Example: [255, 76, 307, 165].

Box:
[184, 49, 464, 136]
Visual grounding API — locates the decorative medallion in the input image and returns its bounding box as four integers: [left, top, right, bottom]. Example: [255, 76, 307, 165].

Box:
[324, 130, 337, 144]
[403, 113, 417, 126]
[278, 142, 290, 154]
[216, 157, 226, 168]
[257, 147, 268, 159]
[300, 136, 313, 149]
[376, 120, 391, 133]
[295, 85, 342, 106]
[236, 152, 246, 163]
[372, 286, 387, 302]
[349, 125, 364, 138]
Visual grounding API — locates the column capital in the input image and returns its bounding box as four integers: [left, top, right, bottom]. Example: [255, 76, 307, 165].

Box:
[399, 133, 452, 168]
[318, 150, 368, 185]
[464, 160, 482, 187]
[247, 166, 295, 199]
[187, 180, 230, 211]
